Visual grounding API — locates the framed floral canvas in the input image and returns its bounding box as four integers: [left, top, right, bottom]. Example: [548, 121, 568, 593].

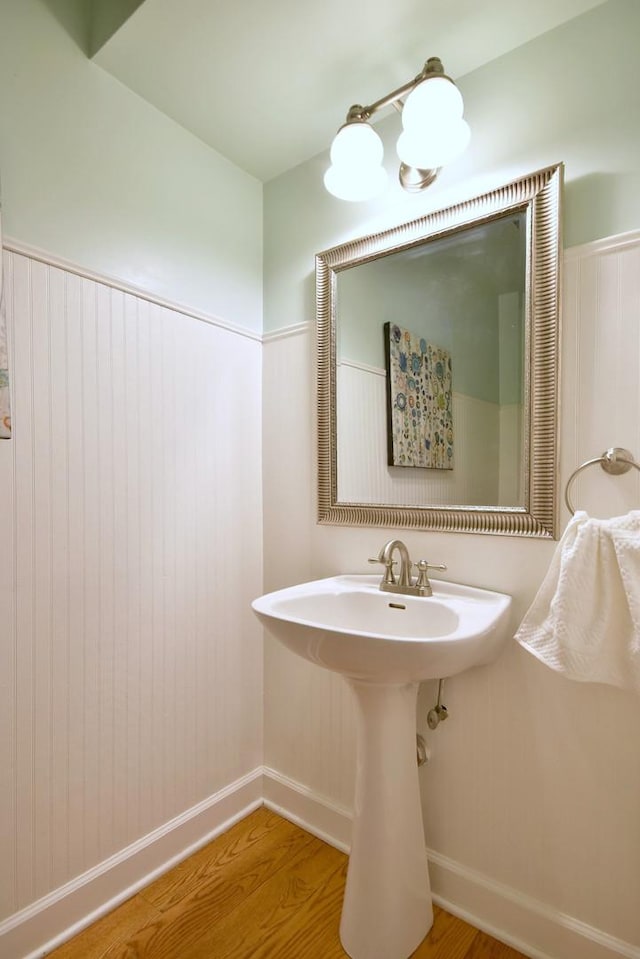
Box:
[384, 322, 452, 469]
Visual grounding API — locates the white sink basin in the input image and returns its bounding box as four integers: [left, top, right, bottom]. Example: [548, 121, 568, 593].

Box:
[252, 571, 512, 959]
[252, 574, 512, 682]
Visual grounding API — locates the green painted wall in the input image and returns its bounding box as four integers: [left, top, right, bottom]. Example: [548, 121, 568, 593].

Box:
[0, 0, 263, 333]
[264, 0, 640, 334]
[2, 0, 637, 338]
[337, 216, 525, 405]
[89, 0, 146, 55]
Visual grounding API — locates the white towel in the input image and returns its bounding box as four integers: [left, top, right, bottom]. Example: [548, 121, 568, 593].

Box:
[515, 510, 640, 692]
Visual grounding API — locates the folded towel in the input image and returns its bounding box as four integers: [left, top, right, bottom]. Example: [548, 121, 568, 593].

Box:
[515, 510, 640, 692]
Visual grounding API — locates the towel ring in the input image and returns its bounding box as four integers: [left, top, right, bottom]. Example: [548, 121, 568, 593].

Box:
[564, 447, 640, 515]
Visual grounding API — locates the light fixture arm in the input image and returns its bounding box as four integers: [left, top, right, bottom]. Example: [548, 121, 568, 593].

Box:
[343, 58, 447, 125]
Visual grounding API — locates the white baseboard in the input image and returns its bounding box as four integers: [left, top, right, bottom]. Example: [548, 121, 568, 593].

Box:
[262, 765, 352, 853]
[0, 767, 263, 959]
[262, 768, 639, 959]
[428, 852, 639, 959]
[4, 766, 637, 959]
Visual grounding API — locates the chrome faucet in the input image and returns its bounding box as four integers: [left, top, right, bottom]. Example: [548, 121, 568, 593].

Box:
[368, 539, 446, 598]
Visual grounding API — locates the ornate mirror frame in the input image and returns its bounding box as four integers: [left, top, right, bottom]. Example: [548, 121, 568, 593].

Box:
[316, 163, 563, 537]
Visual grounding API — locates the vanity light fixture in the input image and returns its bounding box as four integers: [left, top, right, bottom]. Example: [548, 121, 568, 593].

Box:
[324, 57, 470, 201]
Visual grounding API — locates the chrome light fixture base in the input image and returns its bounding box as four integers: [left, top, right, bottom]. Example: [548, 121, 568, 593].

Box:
[399, 163, 440, 193]
[324, 57, 468, 201]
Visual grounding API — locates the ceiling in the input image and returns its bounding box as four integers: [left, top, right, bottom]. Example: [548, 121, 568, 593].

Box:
[93, 0, 606, 183]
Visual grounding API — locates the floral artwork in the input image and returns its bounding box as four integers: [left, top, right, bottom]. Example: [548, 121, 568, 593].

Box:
[384, 322, 452, 469]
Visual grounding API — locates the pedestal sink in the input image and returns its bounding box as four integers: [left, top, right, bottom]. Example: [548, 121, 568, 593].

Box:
[252, 574, 511, 959]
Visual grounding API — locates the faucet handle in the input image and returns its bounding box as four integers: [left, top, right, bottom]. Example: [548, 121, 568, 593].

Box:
[414, 560, 447, 589]
[368, 556, 397, 584]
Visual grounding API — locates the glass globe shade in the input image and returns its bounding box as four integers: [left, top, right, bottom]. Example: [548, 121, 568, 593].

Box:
[329, 121, 384, 168]
[401, 76, 464, 132]
[396, 117, 470, 169]
[323, 162, 388, 202]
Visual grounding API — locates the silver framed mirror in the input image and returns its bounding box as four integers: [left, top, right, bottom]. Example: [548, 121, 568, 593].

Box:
[316, 163, 562, 537]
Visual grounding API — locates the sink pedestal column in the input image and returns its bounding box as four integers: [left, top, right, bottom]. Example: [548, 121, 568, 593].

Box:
[340, 679, 433, 959]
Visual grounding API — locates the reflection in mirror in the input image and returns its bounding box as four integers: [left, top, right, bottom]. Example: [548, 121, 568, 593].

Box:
[337, 211, 527, 508]
[317, 164, 562, 537]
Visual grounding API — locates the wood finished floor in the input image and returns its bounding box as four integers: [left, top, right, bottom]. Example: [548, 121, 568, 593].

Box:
[48, 807, 529, 959]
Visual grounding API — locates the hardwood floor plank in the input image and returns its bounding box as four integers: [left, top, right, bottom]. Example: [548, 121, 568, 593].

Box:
[48, 894, 161, 959]
[463, 930, 530, 958]
[172, 839, 346, 959]
[46, 808, 533, 959]
[410, 904, 480, 959]
[236, 856, 350, 959]
[99, 826, 324, 958]
[140, 806, 287, 912]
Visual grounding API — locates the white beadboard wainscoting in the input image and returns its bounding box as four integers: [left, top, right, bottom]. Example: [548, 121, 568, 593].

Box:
[0, 246, 264, 958]
[3, 231, 640, 959]
[263, 230, 640, 959]
[337, 359, 520, 507]
[562, 231, 640, 516]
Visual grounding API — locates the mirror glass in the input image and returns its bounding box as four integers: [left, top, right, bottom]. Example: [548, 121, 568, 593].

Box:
[316, 164, 562, 537]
